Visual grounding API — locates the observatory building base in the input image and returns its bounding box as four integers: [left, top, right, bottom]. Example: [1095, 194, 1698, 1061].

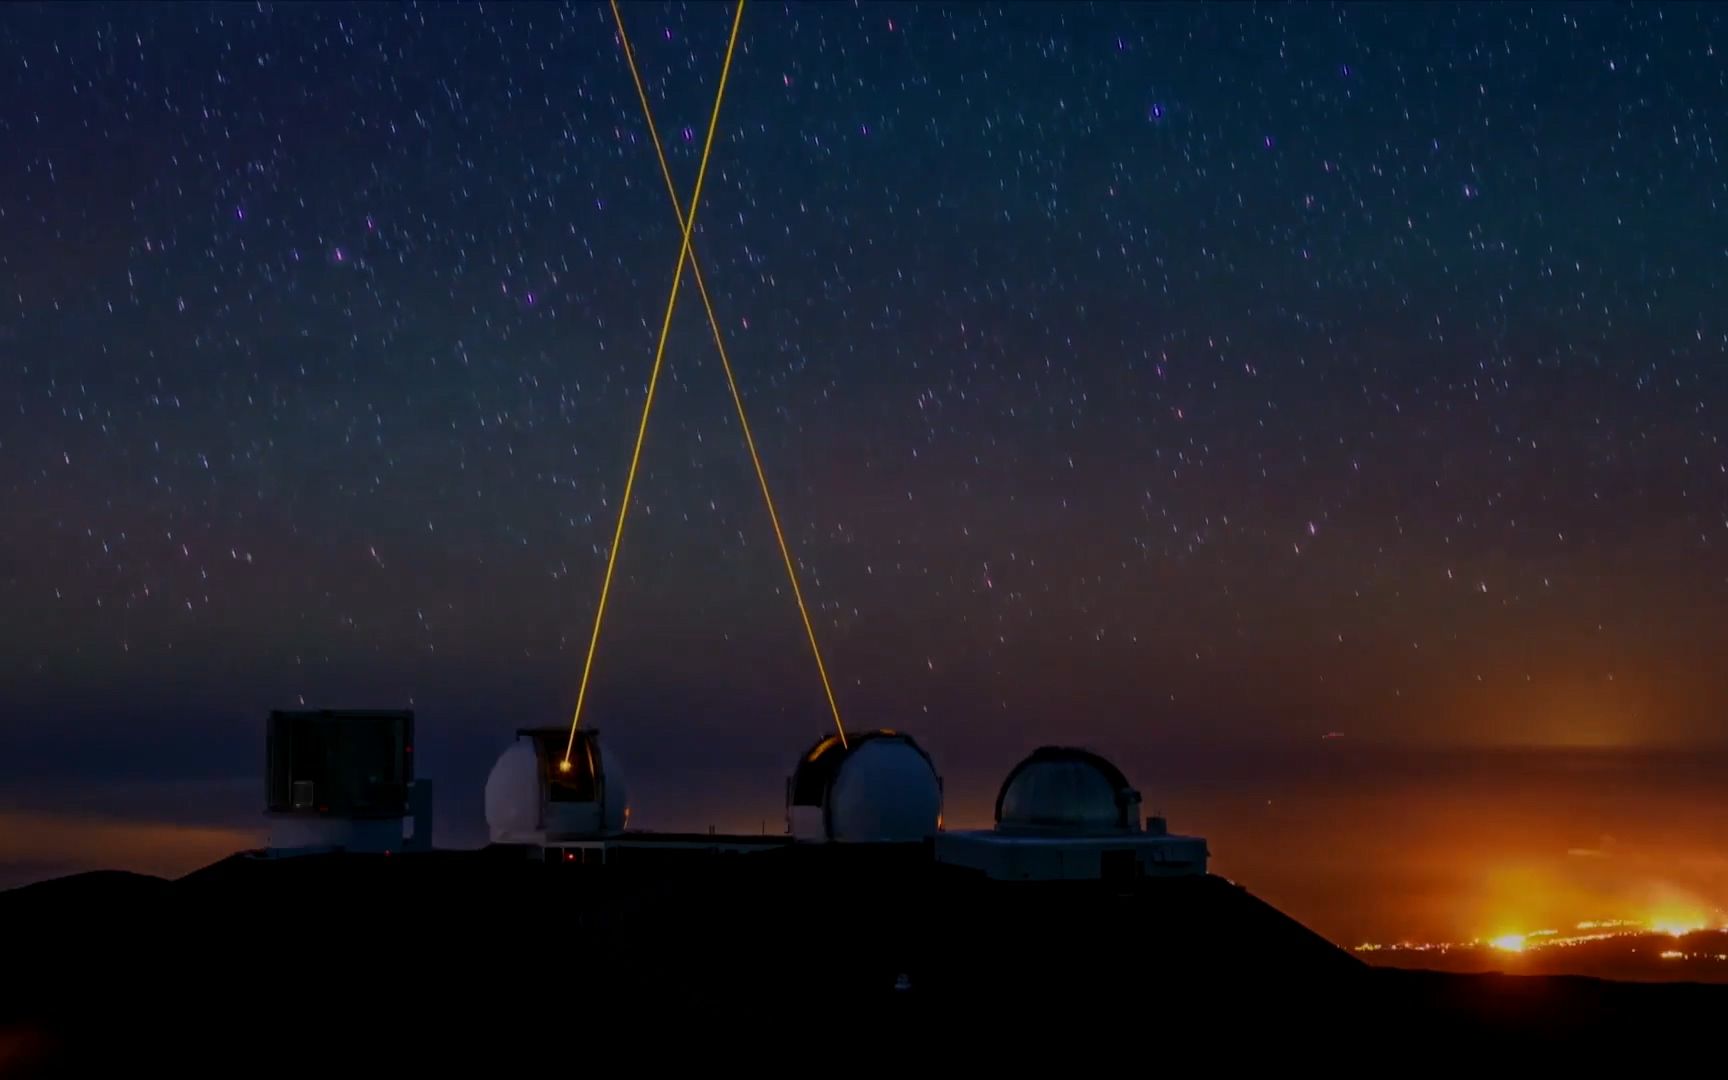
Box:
[265, 815, 407, 857]
[531, 833, 793, 865]
[936, 831, 1208, 882]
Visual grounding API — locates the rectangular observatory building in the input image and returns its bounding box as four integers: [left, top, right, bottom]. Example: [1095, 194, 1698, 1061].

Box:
[265, 708, 417, 854]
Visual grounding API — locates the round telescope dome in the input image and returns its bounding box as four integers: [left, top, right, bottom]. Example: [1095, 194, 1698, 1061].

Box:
[484, 728, 627, 844]
[995, 746, 1142, 835]
[787, 730, 941, 842]
[483, 739, 543, 843]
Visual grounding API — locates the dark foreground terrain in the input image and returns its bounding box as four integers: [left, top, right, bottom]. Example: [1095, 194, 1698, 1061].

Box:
[3, 845, 1723, 1067]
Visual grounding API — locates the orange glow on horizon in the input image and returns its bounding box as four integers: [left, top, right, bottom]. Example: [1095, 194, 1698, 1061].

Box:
[1359, 907, 1728, 961]
[1649, 914, 1707, 938]
[1489, 933, 1527, 953]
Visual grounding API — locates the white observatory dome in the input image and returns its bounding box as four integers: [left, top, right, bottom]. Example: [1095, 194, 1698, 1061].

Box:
[787, 730, 941, 843]
[484, 739, 543, 843]
[995, 746, 1141, 835]
[484, 728, 628, 844]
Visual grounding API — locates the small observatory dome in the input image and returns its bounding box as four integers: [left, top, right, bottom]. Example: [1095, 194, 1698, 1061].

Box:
[787, 730, 941, 843]
[995, 746, 1142, 835]
[937, 746, 1205, 880]
[484, 727, 628, 844]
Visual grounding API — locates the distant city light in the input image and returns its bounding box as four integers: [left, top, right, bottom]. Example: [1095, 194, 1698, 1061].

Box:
[1358, 912, 1727, 961]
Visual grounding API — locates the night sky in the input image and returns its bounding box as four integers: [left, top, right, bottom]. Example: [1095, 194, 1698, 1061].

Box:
[3, 3, 1727, 940]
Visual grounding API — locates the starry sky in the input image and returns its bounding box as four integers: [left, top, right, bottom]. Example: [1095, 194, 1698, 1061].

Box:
[3, 3, 1727, 938]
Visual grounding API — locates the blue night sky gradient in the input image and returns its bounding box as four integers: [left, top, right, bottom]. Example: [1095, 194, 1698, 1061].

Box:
[2, 4, 1727, 910]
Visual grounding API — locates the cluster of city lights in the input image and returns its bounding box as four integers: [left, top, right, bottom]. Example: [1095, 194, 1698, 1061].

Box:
[1355, 913, 1727, 957]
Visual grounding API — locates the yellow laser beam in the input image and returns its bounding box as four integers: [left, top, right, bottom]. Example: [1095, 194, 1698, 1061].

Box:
[565, 0, 746, 764]
[610, 0, 848, 749]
